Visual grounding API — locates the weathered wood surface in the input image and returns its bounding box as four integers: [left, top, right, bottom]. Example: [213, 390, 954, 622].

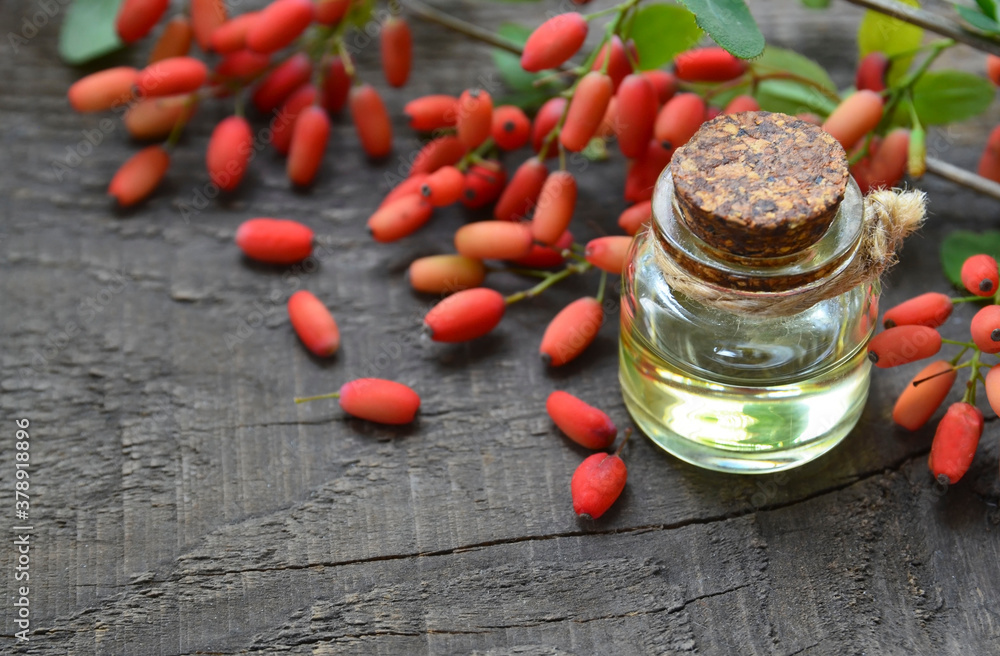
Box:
[1, 1, 999, 654]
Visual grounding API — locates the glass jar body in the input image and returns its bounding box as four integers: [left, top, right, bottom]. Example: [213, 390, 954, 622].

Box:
[619, 177, 878, 473]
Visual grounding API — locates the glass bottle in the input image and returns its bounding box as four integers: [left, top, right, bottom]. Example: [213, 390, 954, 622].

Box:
[619, 112, 878, 474]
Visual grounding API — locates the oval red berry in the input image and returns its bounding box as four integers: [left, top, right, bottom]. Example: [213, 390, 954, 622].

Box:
[287, 290, 340, 357]
[970, 304, 1000, 354]
[546, 391, 617, 449]
[424, 287, 506, 342]
[521, 12, 588, 72]
[338, 378, 420, 425]
[928, 402, 984, 485]
[866, 325, 942, 368]
[540, 298, 604, 367]
[892, 360, 956, 431]
[108, 145, 170, 207]
[571, 452, 627, 519]
[960, 254, 999, 296]
[882, 292, 952, 329]
[235, 217, 314, 264]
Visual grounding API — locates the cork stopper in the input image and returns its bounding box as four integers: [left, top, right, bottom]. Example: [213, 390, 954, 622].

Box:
[670, 111, 849, 258]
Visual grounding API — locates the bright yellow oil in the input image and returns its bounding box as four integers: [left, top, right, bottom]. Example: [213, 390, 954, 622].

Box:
[619, 315, 872, 474]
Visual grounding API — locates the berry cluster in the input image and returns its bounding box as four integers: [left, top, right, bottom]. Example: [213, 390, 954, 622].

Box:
[870, 254, 1000, 486]
[69, 0, 410, 204]
[62, 0, 1000, 515]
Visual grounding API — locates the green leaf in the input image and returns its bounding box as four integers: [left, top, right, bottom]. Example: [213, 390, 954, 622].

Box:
[59, 0, 125, 65]
[629, 4, 703, 71]
[956, 5, 1000, 35]
[857, 0, 922, 85]
[940, 231, 1000, 287]
[912, 70, 994, 125]
[800, 0, 830, 7]
[976, 0, 998, 22]
[754, 79, 838, 116]
[751, 46, 837, 91]
[491, 23, 544, 92]
[678, 0, 765, 59]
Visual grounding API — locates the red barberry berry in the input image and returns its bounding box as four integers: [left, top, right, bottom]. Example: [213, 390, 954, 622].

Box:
[532, 171, 577, 245]
[336, 378, 420, 424]
[654, 92, 706, 150]
[882, 292, 953, 329]
[270, 84, 318, 155]
[149, 16, 193, 63]
[625, 140, 673, 203]
[615, 74, 658, 159]
[494, 158, 549, 222]
[674, 47, 746, 82]
[420, 166, 465, 207]
[404, 94, 458, 132]
[457, 89, 494, 150]
[521, 12, 588, 72]
[560, 72, 613, 152]
[315, 0, 351, 25]
[381, 16, 412, 88]
[320, 56, 351, 113]
[929, 402, 984, 485]
[287, 106, 330, 186]
[540, 298, 604, 367]
[512, 230, 573, 268]
[213, 50, 270, 80]
[210, 12, 260, 53]
[822, 89, 884, 151]
[642, 70, 677, 104]
[970, 305, 1000, 353]
[985, 365, 1000, 416]
[252, 53, 312, 112]
[116, 0, 169, 44]
[246, 0, 314, 53]
[722, 94, 760, 114]
[585, 236, 632, 274]
[408, 255, 486, 295]
[491, 105, 531, 150]
[424, 288, 506, 342]
[618, 201, 652, 236]
[368, 194, 433, 243]
[455, 221, 533, 260]
[68, 67, 139, 112]
[287, 290, 340, 357]
[978, 125, 1000, 183]
[893, 360, 957, 431]
[190, 0, 227, 51]
[867, 325, 942, 368]
[207, 115, 254, 191]
[380, 174, 429, 208]
[350, 84, 393, 158]
[532, 97, 568, 158]
[571, 450, 627, 519]
[546, 391, 617, 449]
[124, 95, 196, 140]
[591, 36, 636, 91]
[856, 52, 889, 92]
[410, 136, 466, 177]
[137, 56, 208, 97]
[235, 218, 314, 264]
[961, 254, 999, 296]
[108, 145, 170, 207]
[461, 163, 507, 209]
[866, 128, 909, 190]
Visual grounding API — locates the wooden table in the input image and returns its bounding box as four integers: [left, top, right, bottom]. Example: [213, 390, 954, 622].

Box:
[2, 1, 999, 653]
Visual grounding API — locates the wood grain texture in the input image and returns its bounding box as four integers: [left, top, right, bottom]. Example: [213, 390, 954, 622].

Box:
[1, 1, 998, 654]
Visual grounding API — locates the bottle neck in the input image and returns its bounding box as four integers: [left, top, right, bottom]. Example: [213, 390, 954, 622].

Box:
[650, 169, 865, 295]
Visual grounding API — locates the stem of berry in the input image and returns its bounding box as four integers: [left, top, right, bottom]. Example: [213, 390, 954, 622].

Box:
[942, 338, 977, 348]
[614, 427, 632, 456]
[596, 269, 608, 304]
[951, 345, 970, 366]
[952, 294, 989, 304]
[963, 349, 982, 405]
[164, 95, 197, 148]
[505, 262, 592, 304]
[294, 391, 341, 403]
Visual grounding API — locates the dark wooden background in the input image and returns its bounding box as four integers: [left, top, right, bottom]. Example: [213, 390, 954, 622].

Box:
[2, 0, 999, 653]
